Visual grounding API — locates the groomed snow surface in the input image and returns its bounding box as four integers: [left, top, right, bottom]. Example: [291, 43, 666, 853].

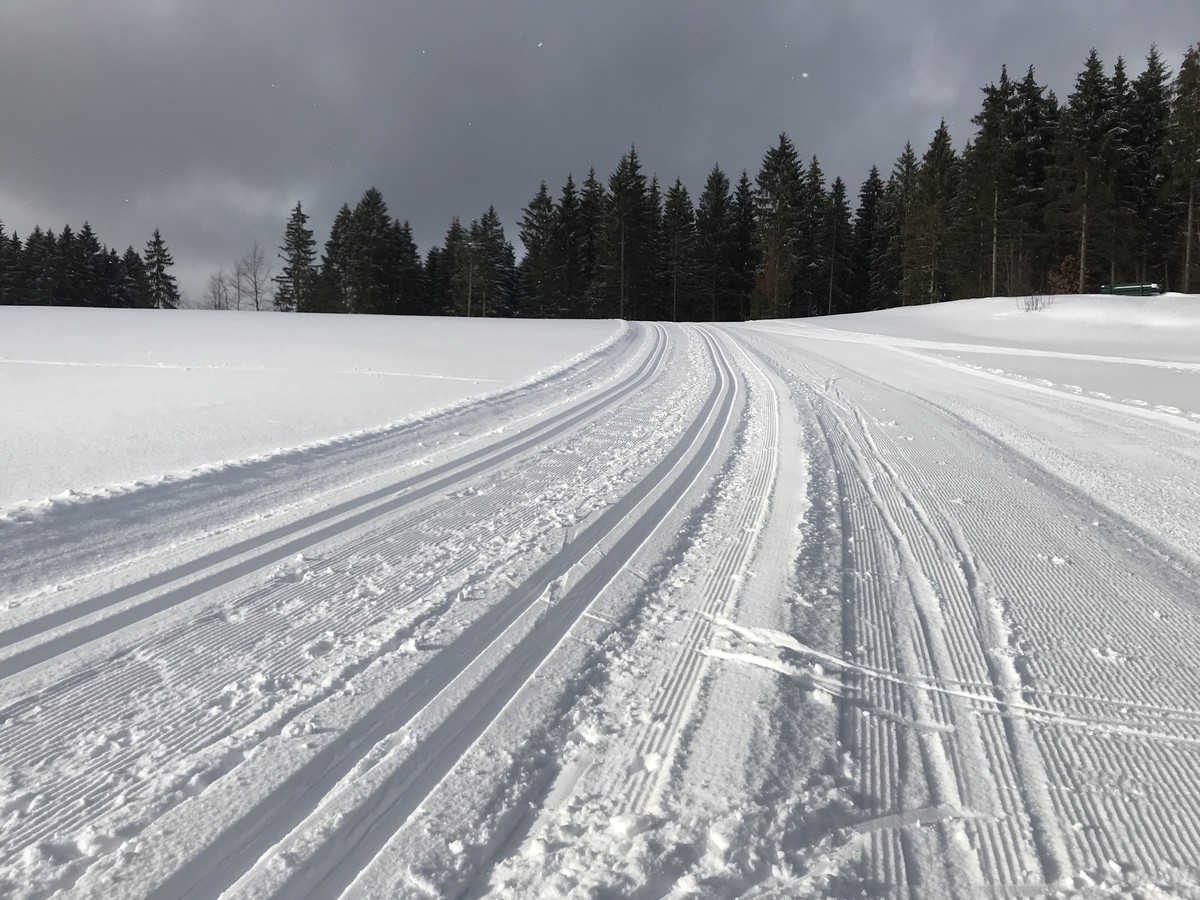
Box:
[2, 295, 1199, 897]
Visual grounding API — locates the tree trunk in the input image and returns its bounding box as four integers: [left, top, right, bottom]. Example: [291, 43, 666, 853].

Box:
[991, 187, 998, 297]
[619, 219, 626, 319]
[827, 229, 836, 316]
[1078, 170, 1089, 294]
[1186, 182, 1195, 294]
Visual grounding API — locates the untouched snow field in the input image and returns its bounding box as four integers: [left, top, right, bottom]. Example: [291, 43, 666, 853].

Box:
[2, 295, 1200, 897]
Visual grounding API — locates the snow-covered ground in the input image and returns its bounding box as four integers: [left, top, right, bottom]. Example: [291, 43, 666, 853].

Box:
[2, 296, 1200, 897]
[0, 308, 621, 511]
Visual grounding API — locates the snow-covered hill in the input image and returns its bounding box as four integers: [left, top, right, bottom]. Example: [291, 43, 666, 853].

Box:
[1, 297, 1199, 897]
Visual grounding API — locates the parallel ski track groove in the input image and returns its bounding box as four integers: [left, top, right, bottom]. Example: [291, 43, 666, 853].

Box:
[753, 329, 1200, 891]
[147, 325, 737, 900]
[0, 324, 668, 680]
[615, 329, 779, 817]
[0, 331, 683, 875]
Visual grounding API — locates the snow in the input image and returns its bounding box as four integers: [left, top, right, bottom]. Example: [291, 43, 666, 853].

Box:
[0, 307, 622, 512]
[2, 295, 1200, 898]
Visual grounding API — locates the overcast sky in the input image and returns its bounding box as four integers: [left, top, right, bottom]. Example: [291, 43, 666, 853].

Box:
[2, 1, 1195, 302]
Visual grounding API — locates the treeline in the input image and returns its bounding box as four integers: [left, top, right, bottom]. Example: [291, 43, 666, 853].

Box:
[276, 44, 1200, 320]
[0, 224, 180, 310]
[5, 44, 1199, 319]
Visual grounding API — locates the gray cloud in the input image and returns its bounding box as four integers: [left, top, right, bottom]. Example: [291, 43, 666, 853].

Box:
[1, 1, 1195, 301]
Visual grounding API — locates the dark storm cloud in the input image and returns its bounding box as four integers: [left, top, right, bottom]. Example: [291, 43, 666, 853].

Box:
[1, 1, 1195, 301]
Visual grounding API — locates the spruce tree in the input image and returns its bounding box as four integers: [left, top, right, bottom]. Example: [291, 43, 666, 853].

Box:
[1169, 44, 1200, 291]
[796, 155, 829, 315]
[472, 206, 516, 317]
[519, 182, 556, 316]
[445, 216, 477, 315]
[274, 202, 316, 312]
[904, 121, 959, 304]
[644, 175, 668, 320]
[1105, 56, 1139, 284]
[601, 147, 653, 319]
[753, 133, 803, 318]
[824, 177, 855, 315]
[696, 165, 733, 322]
[1009, 67, 1059, 292]
[390, 219, 424, 315]
[872, 142, 920, 306]
[549, 174, 583, 316]
[1129, 46, 1174, 285]
[964, 67, 1016, 296]
[0, 222, 10, 306]
[1052, 49, 1118, 292]
[579, 168, 608, 315]
[144, 229, 180, 309]
[318, 204, 352, 313]
[95, 246, 124, 308]
[423, 246, 452, 315]
[730, 172, 758, 320]
[345, 187, 394, 315]
[78, 223, 104, 307]
[121, 246, 151, 308]
[852, 166, 885, 310]
[661, 178, 697, 321]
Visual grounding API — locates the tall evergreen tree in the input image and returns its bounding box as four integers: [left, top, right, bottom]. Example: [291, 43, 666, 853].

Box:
[644, 175, 668, 320]
[1052, 49, 1118, 291]
[963, 66, 1017, 296]
[1169, 44, 1200, 291]
[730, 171, 758, 320]
[851, 166, 885, 310]
[1008, 67, 1059, 292]
[601, 147, 653, 319]
[344, 187, 395, 315]
[1105, 56, 1139, 284]
[578, 168, 608, 315]
[904, 121, 959, 303]
[0, 222, 13, 306]
[121, 246, 151, 308]
[519, 182, 556, 316]
[549, 174, 583, 316]
[274, 202, 316, 312]
[1128, 46, 1174, 284]
[390, 219, 424, 315]
[423, 246, 452, 315]
[696, 165, 734, 322]
[53, 224, 80, 306]
[472, 206, 516, 317]
[872, 142, 920, 306]
[753, 133, 803, 318]
[796, 155, 829, 315]
[143, 228, 179, 309]
[661, 178, 697, 321]
[318, 203, 353, 313]
[824, 177, 855, 315]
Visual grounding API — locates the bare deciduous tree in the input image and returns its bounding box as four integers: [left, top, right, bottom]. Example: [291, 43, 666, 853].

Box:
[203, 270, 232, 310]
[237, 241, 272, 311]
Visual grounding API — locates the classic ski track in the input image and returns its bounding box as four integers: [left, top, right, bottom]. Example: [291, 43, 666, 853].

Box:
[0, 323, 641, 606]
[110, 326, 735, 900]
[750, 330, 1200, 895]
[0, 324, 667, 683]
[0, 326, 699, 895]
[613, 329, 780, 818]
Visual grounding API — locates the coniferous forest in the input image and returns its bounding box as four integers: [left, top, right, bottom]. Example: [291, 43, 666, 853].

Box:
[3, 45, 1199, 320]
